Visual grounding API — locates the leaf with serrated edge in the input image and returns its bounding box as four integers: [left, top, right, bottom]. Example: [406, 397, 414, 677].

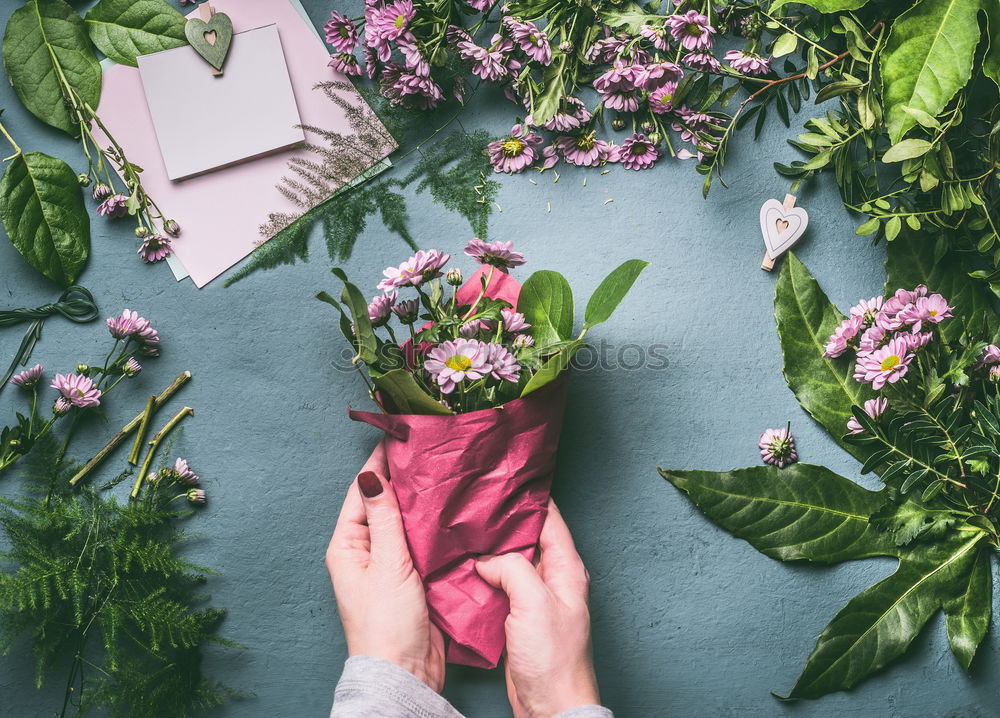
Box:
[775, 253, 874, 461]
[880, 0, 982, 143]
[85, 0, 187, 67]
[783, 532, 986, 699]
[659, 464, 898, 563]
[943, 542, 992, 671]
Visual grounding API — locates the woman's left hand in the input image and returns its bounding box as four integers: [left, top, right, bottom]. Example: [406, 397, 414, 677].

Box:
[326, 441, 446, 691]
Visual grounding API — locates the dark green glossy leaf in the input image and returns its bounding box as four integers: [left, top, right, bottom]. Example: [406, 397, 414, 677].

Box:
[373, 369, 452, 415]
[659, 463, 898, 563]
[943, 542, 992, 671]
[518, 270, 574, 346]
[770, 0, 870, 10]
[521, 339, 583, 397]
[2, 0, 102, 136]
[583, 259, 648, 330]
[0, 152, 89, 286]
[331, 268, 377, 364]
[85, 0, 187, 67]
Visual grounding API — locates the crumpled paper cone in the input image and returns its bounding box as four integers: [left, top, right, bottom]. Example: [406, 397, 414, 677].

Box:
[348, 265, 569, 668]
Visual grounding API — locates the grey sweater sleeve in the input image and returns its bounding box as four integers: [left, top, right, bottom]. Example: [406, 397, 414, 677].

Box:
[330, 656, 614, 718]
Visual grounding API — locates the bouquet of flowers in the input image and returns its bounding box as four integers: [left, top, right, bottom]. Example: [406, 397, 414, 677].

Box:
[320, 239, 647, 667]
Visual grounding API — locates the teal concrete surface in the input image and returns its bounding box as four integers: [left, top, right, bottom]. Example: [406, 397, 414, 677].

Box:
[0, 2, 996, 717]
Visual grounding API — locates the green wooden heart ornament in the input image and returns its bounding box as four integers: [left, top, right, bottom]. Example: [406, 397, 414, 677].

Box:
[184, 12, 233, 72]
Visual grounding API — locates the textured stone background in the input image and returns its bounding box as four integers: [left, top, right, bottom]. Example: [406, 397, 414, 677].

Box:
[0, 1, 996, 716]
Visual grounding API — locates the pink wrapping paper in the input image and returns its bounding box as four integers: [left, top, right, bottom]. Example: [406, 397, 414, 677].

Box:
[349, 267, 569, 668]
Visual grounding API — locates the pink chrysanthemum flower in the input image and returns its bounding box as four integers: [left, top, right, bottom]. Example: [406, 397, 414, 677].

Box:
[368, 290, 397, 327]
[619, 134, 659, 171]
[850, 296, 884, 324]
[424, 339, 489, 393]
[649, 82, 679, 114]
[391, 298, 420, 323]
[554, 133, 616, 167]
[486, 343, 521, 383]
[501, 308, 530, 333]
[593, 61, 639, 94]
[464, 239, 526, 269]
[363, 45, 379, 78]
[507, 19, 552, 65]
[378, 249, 451, 291]
[683, 50, 720, 71]
[173, 458, 200, 485]
[52, 373, 102, 408]
[488, 124, 543, 174]
[847, 398, 888, 434]
[876, 286, 928, 330]
[107, 310, 139, 338]
[92, 183, 112, 201]
[457, 39, 508, 82]
[187, 488, 207, 505]
[667, 11, 716, 50]
[975, 344, 1000, 369]
[858, 324, 887, 355]
[897, 294, 952, 332]
[53, 397, 72, 414]
[137, 234, 172, 263]
[124, 357, 142, 377]
[329, 53, 362, 76]
[634, 61, 683, 91]
[325, 11, 359, 52]
[853, 337, 913, 389]
[639, 23, 670, 51]
[459, 322, 481, 338]
[602, 89, 640, 112]
[724, 50, 771, 75]
[97, 194, 129, 218]
[396, 33, 430, 76]
[467, 0, 495, 9]
[380, 62, 443, 109]
[758, 426, 797, 468]
[823, 314, 865, 358]
[526, 96, 591, 131]
[585, 36, 627, 63]
[899, 331, 933, 352]
[512, 333, 534, 349]
[10, 364, 43, 388]
[369, 0, 414, 42]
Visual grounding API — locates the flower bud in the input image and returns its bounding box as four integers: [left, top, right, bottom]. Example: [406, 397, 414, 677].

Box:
[446, 268, 464, 286]
[77, 173, 91, 187]
[611, 118, 626, 131]
[558, 41, 573, 53]
[649, 131, 662, 144]
[124, 357, 142, 377]
[53, 397, 71, 415]
[990, 365, 1000, 383]
[76, 364, 89, 374]
[641, 121, 654, 133]
[135, 226, 149, 239]
[187, 488, 207, 505]
[164, 219, 181, 237]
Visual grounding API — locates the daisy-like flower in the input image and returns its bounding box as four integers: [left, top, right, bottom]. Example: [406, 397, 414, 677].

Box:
[585, 36, 628, 63]
[899, 331, 933, 352]
[329, 53, 362, 76]
[173, 458, 200, 485]
[823, 314, 864, 358]
[459, 321, 481, 338]
[897, 294, 952, 332]
[875, 285, 928, 330]
[512, 333, 534, 349]
[758, 426, 797, 468]
[975, 344, 1000, 369]
[457, 39, 508, 82]
[501, 308, 531, 333]
[325, 11, 359, 52]
[554, 133, 616, 167]
[488, 124, 543, 174]
[634, 61, 682, 91]
[107, 310, 139, 338]
[369, 0, 413, 43]
[380, 62, 444, 109]
[368, 291, 397, 327]
[52, 373, 102, 408]
[526, 96, 591, 132]
[424, 339, 489, 393]
[467, 0, 495, 9]
[593, 61, 639, 94]
[619, 134, 659, 171]
[378, 249, 452, 291]
[137, 234, 172, 263]
[853, 337, 913, 389]
[392, 298, 420, 323]
[639, 23, 670, 51]
[858, 324, 887, 355]
[187, 488, 207, 505]
[850, 296, 884, 324]
[847, 398, 888, 434]
[649, 82, 679, 114]
[486, 343, 522, 383]
[397, 33, 430, 76]
[10, 364, 43, 388]
[683, 50, 720, 71]
[602, 89, 641, 112]
[464, 238, 526, 269]
[724, 50, 771, 76]
[667, 11, 716, 51]
[123, 357, 142, 377]
[507, 19, 552, 65]
[97, 194, 129, 218]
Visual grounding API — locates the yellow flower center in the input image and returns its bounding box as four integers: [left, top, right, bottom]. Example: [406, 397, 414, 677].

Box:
[446, 355, 472, 372]
[394, 14, 406, 29]
[502, 138, 525, 157]
[577, 134, 595, 150]
[880, 354, 900, 372]
[686, 22, 703, 36]
[658, 92, 673, 106]
[929, 309, 938, 316]
[631, 142, 647, 155]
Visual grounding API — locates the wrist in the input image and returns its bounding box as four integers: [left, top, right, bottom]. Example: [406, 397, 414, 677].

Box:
[537, 669, 600, 718]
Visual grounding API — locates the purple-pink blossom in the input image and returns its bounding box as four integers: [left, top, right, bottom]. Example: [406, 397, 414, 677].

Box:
[619, 134, 659, 171]
[527, 96, 591, 131]
[847, 398, 888, 434]
[897, 294, 952, 332]
[187, 488, 207, 505]
[391, 298, 420, 323]
[858, 325, 886, 355]
[325, 11, 359, 53]
[173, 458, 200, 485]
[464, 239, 525, 269]
[585, 37, 627, 63]
[823, 314, 864, 358]
[667, 11, 716, 51]
[97, 194, 129, 218]
[368, 291, 397, 326]
[976, 344, 1000, 369]
[124, 357, 142, 377]
[329, 53, 363, 76]
[507, 19, 552, 65]
[380, 62, 443, 109]
[649, 82, 679, 114]
[485, 343, 521, 382]
[554, 133, 616, 167]
[683, 50, 720, 71]
[593, 61, 639, 94]
[759, 426, 797, 468]
[424, 339, 489, 393]
[379, 249, 451, 291]
[107, 310, 139, 338]
[368, 0, 414, 43]
[137, 234, 172, 263]
[10, 364, 43, 388]
[850, 296, 884, 323]
[501, 308, 530, 333]
[52, 373, 102, 408]
[488, 124, 543, 174]
[724, 50, 771, 76]
[853, 337, 913, 389]
[457, 37, 509, 82]
[634, 61, 683, 91]
[639, 23, 670, 51]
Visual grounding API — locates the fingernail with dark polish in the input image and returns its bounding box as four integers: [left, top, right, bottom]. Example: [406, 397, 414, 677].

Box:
[357, 471, 383, 498]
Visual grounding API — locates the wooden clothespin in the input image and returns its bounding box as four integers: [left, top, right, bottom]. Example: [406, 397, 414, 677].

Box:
[760, 193, 809, 271]
[185, 3, 233, 77]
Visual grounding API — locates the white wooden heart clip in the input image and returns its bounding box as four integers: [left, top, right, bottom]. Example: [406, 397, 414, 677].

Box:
[759, 194, 808, 271]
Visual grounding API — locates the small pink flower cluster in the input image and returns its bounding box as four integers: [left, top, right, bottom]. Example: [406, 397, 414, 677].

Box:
[91, 183, 179, 263]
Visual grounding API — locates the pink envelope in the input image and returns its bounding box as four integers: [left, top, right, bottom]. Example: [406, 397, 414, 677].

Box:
[350, 268, 569, 668]
[94, 0, 395, 287]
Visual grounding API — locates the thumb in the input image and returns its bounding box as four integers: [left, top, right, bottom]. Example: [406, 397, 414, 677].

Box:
[356, 471, 410, 566]
[475, 553, 549, 612]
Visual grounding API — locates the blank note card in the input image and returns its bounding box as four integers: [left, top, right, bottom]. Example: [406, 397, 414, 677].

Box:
[137, 24, 305, 181]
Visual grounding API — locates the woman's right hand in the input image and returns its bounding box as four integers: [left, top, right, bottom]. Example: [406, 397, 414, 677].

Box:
[475, 499, 601, 718]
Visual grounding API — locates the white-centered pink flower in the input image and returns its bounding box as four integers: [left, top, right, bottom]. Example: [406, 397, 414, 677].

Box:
[485, 343, 521, 383]
[464, 238, 525, 269]
[667, 11, 716, 51]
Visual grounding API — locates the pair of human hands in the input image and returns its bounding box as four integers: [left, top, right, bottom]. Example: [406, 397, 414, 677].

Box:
[326, 442, 600, 718]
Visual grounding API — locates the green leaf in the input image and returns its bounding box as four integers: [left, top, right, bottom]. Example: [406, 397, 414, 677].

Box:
[84, 0, 187, 67]
[770, 0, 871, 11]
[883, 138, 933, 163]
[531, 56, 566, 125]
[373, 369, 453, 415]
[521, 339, 583, 397]
[2, 0, 102, 136]
[869, 496, 959, 546]
[331, 268, 377, 365]
[598, 2, 661, 33]
[518, 270, 574, 346]
[772, 32, 798, 58]
[943, 542, 992, 671]
[783, 533, 986, 699]
[774, 253, 874, 461]
[885, 234, 997, 341]
[583, 259, 648, 330]
[0, 152, 90, 286]
[984, 0, 1000, 89]
[660, 463, 898, 563]
[880, 0, 983, 144]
